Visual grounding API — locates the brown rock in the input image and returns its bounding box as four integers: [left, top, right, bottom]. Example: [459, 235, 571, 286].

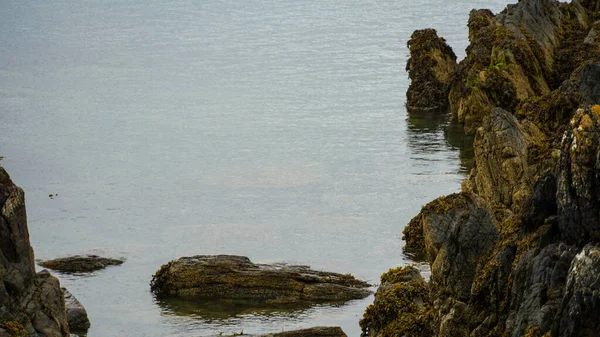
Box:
[150, 255, 370, 304]
[39, 254, 124, 273]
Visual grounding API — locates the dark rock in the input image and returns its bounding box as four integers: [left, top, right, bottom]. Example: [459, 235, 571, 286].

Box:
[63, 288, 90, 333]
[557, 107, 600, 244]
[0, 167, 69, 336]
[406, 29, 456, 111]
[507, 243, 577, 337]
[150, 255, 370, 304]
[578, 62, 600, 105]
[555, 244, 600, 336]
[39, 255, 124, 273]
[523, 171, 557, 228]
[421, 193, 498, 300]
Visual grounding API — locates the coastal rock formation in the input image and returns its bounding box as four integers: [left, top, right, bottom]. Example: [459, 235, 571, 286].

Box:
[151, 255, 371, 304]
[39, 254, 124, 273]
[364, 1, 600, 336]
[63, 288, 90, 334]
[406, 29, 456, 111]
[0, 167, 70, 337]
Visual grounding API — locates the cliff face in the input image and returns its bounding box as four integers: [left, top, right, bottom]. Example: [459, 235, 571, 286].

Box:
[362, 0, 600, 336]
[0, 167, 69, 337]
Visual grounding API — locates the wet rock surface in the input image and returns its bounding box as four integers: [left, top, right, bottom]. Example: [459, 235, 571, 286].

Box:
[0, 167, 70, 337]
[63, 288, 90, 334]
[39, 254, 124, 273]
[150, 255, 371, 304]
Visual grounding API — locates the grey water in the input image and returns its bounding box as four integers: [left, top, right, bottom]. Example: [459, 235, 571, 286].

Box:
[0, 1, 512, 336]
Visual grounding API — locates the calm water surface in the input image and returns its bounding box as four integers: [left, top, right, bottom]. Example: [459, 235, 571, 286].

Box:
[1, 1, 511, 336]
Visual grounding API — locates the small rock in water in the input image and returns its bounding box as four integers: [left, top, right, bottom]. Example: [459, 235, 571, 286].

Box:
[39, 254, 124, 273]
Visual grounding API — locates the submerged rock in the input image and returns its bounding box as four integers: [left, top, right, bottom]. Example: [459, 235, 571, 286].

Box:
[39, 254, 124, 273]
[406, 29, 456, 111]
[0, 167, 69, 336]
[150, 255, 370, 304]
[63, 288, 90, 334]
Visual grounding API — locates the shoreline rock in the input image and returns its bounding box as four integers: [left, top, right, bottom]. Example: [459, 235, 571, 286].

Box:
[63, 288, 90, 334]
[39, 255, 124, 273]
[151, 255, 371, 304]
[0, 167, 70, 337]
[365, 0, 600, 336]
[208, 326, 347, 337]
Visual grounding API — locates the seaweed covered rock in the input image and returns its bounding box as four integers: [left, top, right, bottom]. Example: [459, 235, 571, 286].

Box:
[0, 167, 70, 337]
[557, 106, 600, 244]
[469, 108, 539, 212]
[447, 0, 593, 134]
[39, 254, 124, 273]
[150, 255, 371, 304]
[406, 29, 456, 111]
[360, 266, 432, 337]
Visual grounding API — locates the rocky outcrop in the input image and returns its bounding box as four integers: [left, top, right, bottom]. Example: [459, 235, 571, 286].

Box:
[63, 288, 90, 334]
[448, 0, 593, 134]
[150, 255, 371, 304]
[0, 167, 70, 337]
[557, 107, 600, 244]
[364, 1, 600, 336]
[39, 254, 124, 273]
[360, 266, 432, 337]
[406, 29, 456, 111]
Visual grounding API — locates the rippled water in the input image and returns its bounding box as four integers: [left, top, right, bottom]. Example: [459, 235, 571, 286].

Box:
[1, 1, 511, 336]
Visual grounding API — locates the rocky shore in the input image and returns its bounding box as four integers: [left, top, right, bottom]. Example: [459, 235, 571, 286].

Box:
[361, 0, 600, 336]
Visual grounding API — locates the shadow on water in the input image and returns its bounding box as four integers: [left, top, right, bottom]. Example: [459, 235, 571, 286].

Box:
[155, 296, 349, 321]
[406, 108, 474, 174]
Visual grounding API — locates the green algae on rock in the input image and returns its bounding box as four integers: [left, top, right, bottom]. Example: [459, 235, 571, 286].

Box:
[150, 255, 371, 305]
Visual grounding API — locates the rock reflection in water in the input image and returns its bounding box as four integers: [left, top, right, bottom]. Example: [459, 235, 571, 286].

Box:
[156, 296, 347, 321]
[406, 108, 474, 174]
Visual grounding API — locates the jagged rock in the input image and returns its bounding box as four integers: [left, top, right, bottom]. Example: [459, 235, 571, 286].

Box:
[360, 266, 432, 337]
[578, 62, 600, 105]
[557, 107, 600, 244]
[63, 289, 90, 333]
[39, 255, 124, 273]
[0, 167, 69, 337]
[507, 243, 577, 337]
[420, 193, 498, 300]
[470, 108, 536, 212]
[150, 255, 370, 304]
[406, 29, 456, 111]
[555, 243, 600, 336]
